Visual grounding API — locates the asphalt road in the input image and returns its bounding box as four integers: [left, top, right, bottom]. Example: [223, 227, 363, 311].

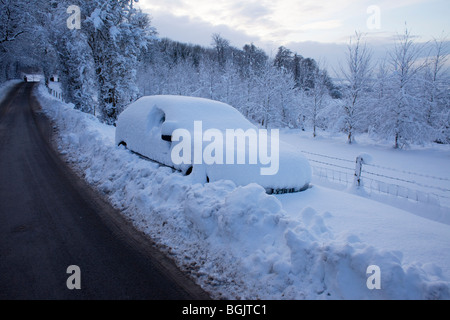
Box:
[0, 82, 209, 300]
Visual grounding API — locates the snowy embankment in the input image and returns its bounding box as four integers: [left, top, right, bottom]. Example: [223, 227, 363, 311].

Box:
[34, 84, 450, 300]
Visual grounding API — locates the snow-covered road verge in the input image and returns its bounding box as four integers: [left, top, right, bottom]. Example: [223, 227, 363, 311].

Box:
[0, 80, 23, 104]
[34, 84, 450, 300]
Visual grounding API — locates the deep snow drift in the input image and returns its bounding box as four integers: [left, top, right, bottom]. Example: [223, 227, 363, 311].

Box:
[33, 84, 450, 300]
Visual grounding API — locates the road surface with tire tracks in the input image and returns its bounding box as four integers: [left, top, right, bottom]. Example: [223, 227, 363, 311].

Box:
[0, 82, 209, 300]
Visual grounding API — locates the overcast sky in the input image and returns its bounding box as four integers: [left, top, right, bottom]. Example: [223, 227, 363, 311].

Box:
[137, 0, 449, 73]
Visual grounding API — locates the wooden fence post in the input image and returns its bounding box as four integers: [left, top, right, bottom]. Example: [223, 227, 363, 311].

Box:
[354, 156, 364, 187]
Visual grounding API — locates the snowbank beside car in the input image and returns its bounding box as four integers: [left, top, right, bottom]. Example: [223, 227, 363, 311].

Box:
[35, 85, 450, 300]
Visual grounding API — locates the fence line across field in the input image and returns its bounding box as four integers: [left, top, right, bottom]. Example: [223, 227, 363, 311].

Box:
[311, 165, 352, 186]
[363, 176, 450, 204]
[366, 163, 450, 182]
[363, 170, 450, 193]
[301, 151, 355, 163]
[307, 159, 355, 172]
[301, 150, 450, 183]
[305, 154, 449, 208]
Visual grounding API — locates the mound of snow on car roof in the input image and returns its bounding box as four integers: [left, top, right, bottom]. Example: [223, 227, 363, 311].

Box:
[125, 95, 256, 132]
[36, 85, 450, 300]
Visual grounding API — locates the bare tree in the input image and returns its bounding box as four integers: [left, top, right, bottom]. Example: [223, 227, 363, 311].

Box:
[211, 33, 230, 70]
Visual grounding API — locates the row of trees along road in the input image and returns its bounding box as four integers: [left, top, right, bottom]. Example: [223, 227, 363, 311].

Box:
[1, 0, 448, 147]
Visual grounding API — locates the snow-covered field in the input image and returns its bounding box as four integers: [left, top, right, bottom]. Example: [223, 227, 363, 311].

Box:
[33, 84, 450, 300]
[282, 130, 450, 212]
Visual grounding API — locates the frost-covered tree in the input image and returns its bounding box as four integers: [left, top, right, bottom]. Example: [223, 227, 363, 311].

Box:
[198, 56, 221, 100]
[83, 0, 156, 123]
[240, 43, 268, 78]
[298, 58, 319, 91]
[135, 37, 335, 131]
[307, 67, 330, 137]
[423, 36, 449, 143]
[340, 32, 374, 144]
[276, 71, 298, 128]
[59, 31, 97, 113]
[0, 0, 28, 45]
[274, 46, 294, 71]
[0, 0, 37, 81]
[379, 27, 430, 148]
[211, 33, 230, 70]
[217, 60, 242, 107]
[0, 0, 156, 120]
[292, 54, 303, 89]
[250, 63, 298, 128]
[237, 43, 268, 118]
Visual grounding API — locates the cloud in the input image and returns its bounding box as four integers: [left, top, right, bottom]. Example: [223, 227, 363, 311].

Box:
[138, 0, 447, 73]
[147, 11, 258, 48]
[139, 0, 438, 45]
[139, 0, 355, 43]
[232, 1, 272, 20]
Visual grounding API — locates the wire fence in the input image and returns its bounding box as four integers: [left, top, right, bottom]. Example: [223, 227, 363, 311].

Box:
[365, 163, 450, 182]
[303, 151, 450, 208]
[362, 176, 449, 205]
[363, 170, 450, 193]
[311, 165, 353, 186]
[301, 151, 354, 164]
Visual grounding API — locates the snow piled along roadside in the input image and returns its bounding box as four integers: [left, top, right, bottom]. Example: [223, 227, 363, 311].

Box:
[0, 80, 22, 104]
[35, 85, 450, 300]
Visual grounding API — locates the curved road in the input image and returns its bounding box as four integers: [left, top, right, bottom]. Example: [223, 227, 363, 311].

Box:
[0, 82, 209, 300]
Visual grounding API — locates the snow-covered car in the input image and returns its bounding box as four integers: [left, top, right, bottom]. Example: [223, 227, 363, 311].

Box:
[115, 95, 311, 194]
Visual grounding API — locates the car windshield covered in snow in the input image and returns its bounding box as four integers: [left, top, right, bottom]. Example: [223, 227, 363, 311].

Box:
[116, 95, 311, 194]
